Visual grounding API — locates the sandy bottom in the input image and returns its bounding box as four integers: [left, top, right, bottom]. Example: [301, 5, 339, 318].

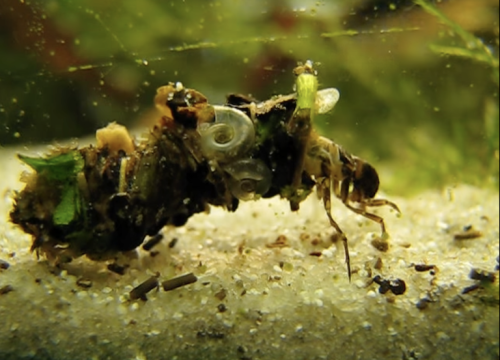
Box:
[0, 146, 498, 360]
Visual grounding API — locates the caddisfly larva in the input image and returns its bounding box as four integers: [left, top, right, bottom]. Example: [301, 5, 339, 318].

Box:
[10, 61, 399, 280]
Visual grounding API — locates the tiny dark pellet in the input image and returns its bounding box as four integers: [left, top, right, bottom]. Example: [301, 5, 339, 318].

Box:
[142, 234, 164, 251]
[130, 276, 159, 300]
[162, 273, 197, 292]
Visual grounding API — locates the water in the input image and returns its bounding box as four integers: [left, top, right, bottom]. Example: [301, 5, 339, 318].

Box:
[0, 1, 498, 359]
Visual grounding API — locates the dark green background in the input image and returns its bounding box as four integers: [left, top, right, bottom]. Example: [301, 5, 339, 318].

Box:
[0, 0, 498, 193]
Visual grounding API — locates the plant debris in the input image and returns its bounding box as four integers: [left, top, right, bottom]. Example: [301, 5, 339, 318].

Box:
[161, 273, 198, 292]
[130, 275, 160, 300]
[0, 259, 10, 270]
[168, 237, 178, 248]
[371, 237, 389, 252]
[453, 226, 483, 240]
[142, 234, 164, 251]
[373, 275, 407, 296]
[413, 264, 437, 272]
[107, 263, 128, 275]
[468, 268, 496, 283]
[266, 235, 289, 248]
[0, 285, 14, 295]
[76, 278, 93, 288]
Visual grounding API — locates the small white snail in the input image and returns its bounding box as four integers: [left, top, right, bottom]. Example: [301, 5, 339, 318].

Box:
[198, 105, 255, 162]
[223, 158, 272, 201]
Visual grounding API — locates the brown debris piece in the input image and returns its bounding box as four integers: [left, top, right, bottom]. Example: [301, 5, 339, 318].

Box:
[299, 233, 310, 242]
[142, 234, 164, 251]
[414, 264, 437, 272]
[214, 288, 227, 301]
[390, 279, 407, 295]
[168, 237, 179, 248]
[374, 257, 383, 270]
[416, 297, 431, 310]
[130, 275, 159, 300]
[0, 285, 13, 295]
[107, 263, 128, 275]
[371, 238, 389, 252]
[454, 226, 483, 241]
[0, 259, 10, 270]
[469, 268, 496, 283]
[462, 284, 481, 295]
[162, 273, 198, 292]
[196, 328, 225, 340]
[76, 278, 93, 288]
[266, 235, 289, 248]
[373, 275, 407, 296]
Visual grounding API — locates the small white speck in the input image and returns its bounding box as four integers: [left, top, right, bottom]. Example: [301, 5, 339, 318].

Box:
[313, 299, 324, 307]
[175, 82, 184, 91]
[314, 289, 324, 297]
[354, 279, 365, 288]
[172, 312, 183, 320]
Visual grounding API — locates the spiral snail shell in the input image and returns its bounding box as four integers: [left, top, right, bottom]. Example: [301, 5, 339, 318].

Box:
[223, 158, 272, 201]
[198, 105, 255, 162]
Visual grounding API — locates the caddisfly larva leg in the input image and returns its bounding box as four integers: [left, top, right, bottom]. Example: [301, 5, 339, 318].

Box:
[344, 202, 388, 234]
[320, 180, 351, 281]
[344, 198, 400, 236]
[364, 198, 401, 214]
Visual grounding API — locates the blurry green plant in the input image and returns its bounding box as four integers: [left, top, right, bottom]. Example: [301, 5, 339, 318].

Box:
[415, 0, 499, 85]
[1, 0, 498, 195]
[408, 0, 499, 190]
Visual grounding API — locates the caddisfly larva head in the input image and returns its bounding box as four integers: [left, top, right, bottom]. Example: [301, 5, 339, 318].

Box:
[223, 158, 272, 201]
[294, 60, 317, 76]
[198, 105, 255, 163]
[349, 156, 380, 202]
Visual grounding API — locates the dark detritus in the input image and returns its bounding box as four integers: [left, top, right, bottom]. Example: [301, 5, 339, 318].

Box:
[373, 275, 407, 296]
[162, 273, 198, 292]
[142, 233, 164, 251]
[130, 275, 159, 301]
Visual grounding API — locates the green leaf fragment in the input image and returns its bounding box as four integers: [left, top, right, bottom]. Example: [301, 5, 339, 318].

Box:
[18, 150, 85, 225]
[18, 151, 84, 181]
[53, 183, 78, 225]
